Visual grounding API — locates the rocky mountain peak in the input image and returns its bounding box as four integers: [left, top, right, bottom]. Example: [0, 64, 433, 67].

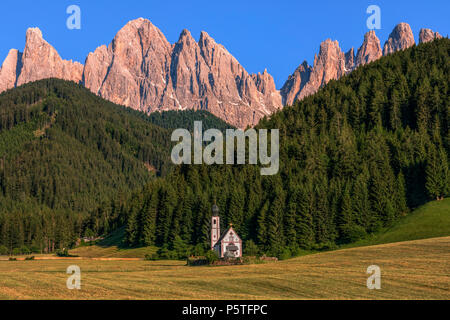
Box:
[83, 45, 112, 95]
[419, 28, 443, 43]
[345, 48, 355, 72]
[383, 22, 415, 55]
[0, 49, 22, 92]
[16, 27, 83, 87]
[1, 19, 445, 127]
[280, 23, 441, 107]
[355, 30, 382, 66]
[280, 38, 348, 105]
[252, 69, 277, 94]
[310, 39, 346, 87]
[82, 20, 282, 128]
[179, 29, 193, 40]
[280, 60, 312, 106]
[25, 27, 44, 43]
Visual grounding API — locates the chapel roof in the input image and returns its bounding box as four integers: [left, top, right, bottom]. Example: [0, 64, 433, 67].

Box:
[216, 226, 242, 244]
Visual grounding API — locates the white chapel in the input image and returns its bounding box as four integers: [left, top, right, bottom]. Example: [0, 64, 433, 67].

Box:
[210, 204, 243, 258]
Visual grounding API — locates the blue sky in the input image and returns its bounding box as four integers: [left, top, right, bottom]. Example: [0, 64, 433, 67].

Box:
[0, 0, 448, 88]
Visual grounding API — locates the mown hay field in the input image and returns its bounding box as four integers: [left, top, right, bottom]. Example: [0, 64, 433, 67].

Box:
[0, 237, 448, 300]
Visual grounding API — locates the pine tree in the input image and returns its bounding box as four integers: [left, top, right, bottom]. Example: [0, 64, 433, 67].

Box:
[140, 191, 158, 246]
[285, 189, 298, 247]
[228, 185, 245, 233]
[368, 89, 384, 128]
[194, 193, 210, 245]
[267, 189, 285, 256]
[180, 188, 195, 243]
[295, 183, 314, 249]
[426, 146, 449, 200]
[369, 169, 387, 231]
[172, 235, 189, 259]
[256, 200, 269, 248]
[389, 88, 402, 131]
[416, 77, 432, 133]
[337, 184, 353, 239]
[394, 172, 408, 216]
[155, 184, 176, 245]
[352, 172, 372, 230]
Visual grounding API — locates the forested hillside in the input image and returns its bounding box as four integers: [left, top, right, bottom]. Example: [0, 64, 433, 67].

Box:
[145, 110, 235, 131]
[0, 79, 232, 254]
[116, 39, 449, 258]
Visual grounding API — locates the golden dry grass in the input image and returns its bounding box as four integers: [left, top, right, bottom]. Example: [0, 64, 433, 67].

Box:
[0, 237, 448, 300]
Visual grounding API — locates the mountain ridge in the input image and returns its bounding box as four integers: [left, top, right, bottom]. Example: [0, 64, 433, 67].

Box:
[0, 18, 282, 129]
[0, 19, 446, 127]
[281, 23, 444, 105]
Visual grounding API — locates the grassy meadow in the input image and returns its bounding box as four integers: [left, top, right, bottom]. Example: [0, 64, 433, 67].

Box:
[1, 199, 448, 300]
[0, 236, 448, 300]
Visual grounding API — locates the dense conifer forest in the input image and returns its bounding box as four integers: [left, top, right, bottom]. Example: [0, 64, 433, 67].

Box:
[117, 39, 449, 258]
[0, 79, 230, 254]
[0, 39, 448, 257]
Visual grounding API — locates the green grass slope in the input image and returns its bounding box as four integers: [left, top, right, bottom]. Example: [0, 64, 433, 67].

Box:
[70, 227, 158, 259]
[346, 199, 450, 248]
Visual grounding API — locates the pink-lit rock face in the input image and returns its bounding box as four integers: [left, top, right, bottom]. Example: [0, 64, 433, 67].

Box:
[0, 19, 282, 129]
[281, 23, 433, 107]
[356, 31, 382, 66]
[0, 20, 444, 126]
[0, 49, 22, 93]
[383, 23, 415, 56]
[17, 28, 83, 86]
[83, 18, 284, 128]
[282, 39, 347, 103]
[419, 28, 443, 44]
[280, 61, 312, 106]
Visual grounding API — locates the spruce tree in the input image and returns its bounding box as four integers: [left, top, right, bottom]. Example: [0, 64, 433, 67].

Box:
[140, 191, 158, 246]
[295, 183, 314, 249]
[426, 146, 449, 200]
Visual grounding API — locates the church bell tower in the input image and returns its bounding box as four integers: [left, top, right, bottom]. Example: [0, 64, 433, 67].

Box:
[211, 203, 220, 250]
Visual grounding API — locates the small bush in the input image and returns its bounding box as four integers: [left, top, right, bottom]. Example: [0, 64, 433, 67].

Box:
[157, 246, 179, 260]
[172, 236, 190, 259]
[278, 248, 292, 260]
[187, 256, 208, 266]
[192, 243, 207, 257]
[20, 245, 31, 255]
[313, 242, 338, 251]
[8, 257, 17, 261]
[205, 250, 219, 264]
[29, 245, 41, 254]
[57, 249, 70, 257]
[0, 245, 8, 256]
[242, 256, 264, 264]
[290, 247, 312, 258]
[56, 249, 78, 258]
[25, 256, 35, 261]
[340, 224, 367, 244]
[244, 240, 259, 257]
[144, 253, 159, 261]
